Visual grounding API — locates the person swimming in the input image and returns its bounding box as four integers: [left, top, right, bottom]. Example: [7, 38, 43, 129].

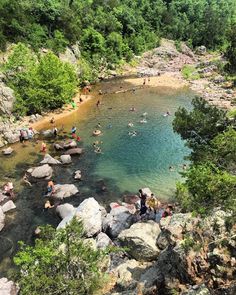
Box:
[128, 122, 134, 127]
[129, 107, 136, 112]
[97, 123, 102, 128]
[140, 119, 147, 123]
[94, 147, 102, 154]
[142, 112, 148, 117]
[128, 131, 137, 137]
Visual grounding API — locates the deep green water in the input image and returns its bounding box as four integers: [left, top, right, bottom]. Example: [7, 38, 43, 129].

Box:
[0, 79, 194, 275]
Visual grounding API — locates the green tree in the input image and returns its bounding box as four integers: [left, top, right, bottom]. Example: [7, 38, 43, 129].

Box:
[13, 219, 109, 295]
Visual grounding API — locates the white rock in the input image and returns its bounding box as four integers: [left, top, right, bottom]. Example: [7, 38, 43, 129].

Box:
[0, 207, 5, 231]
[118, 221, 161, 261]
[96, 232, 112, 249]
[57, 213, 74, 230]
[29, 164, 53, 179]
[2, 147, 13, 155]
[1, 200, 16, 213]
[56, 203, 76, 219]
[60, 154, 72, 164]
[53, 184, 78, 200]
[75, 197, 102, 237]
[0, 277, 19, 295]
[40, 154, 61, 165]
[74, 170, 82, 180]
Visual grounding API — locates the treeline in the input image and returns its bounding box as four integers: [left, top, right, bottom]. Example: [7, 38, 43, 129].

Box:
[0, 0, 236, 64]
[173, 98, 236, 221]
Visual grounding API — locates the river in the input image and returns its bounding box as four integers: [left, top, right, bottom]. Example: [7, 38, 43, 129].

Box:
[0, 77, 194, 276]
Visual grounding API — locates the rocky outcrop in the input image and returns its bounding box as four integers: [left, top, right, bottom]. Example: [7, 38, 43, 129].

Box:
[53, 184, 78, 200]
[182, 284, 211, 295]
[2, 147, 13, 155]
[65, 148, 83, 155]
[75, 198, 102, 237]
[0, 277, 19, 295]
[118, 221, 161, 261]
[27, 164, 53, 179]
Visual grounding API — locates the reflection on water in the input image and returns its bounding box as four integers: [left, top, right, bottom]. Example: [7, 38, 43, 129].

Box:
[0, 79, 194, 276]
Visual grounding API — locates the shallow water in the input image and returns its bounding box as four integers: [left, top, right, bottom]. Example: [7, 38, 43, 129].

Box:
[0, 78, 194, 275]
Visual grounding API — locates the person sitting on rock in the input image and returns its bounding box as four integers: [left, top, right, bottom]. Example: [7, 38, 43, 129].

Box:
[41, 141, 47, 153]
[50, 117, 55, 124]
[147, 193, 160, 213]
[162, 205, 173, 218]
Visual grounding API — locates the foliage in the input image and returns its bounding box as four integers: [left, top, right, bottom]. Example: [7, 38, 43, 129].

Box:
[173, 97, 236, 220]
[181, 65, 200, 80]
[225, 25, 236, 73]
[173, 97, 227, 161]
[2, 44, 77, 115]
[13, 219, 110, 295]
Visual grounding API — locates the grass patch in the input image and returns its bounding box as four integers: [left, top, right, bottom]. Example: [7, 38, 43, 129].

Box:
[182, 65, 200, 80]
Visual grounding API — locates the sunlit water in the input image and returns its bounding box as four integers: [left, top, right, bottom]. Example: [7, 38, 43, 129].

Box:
[0, 78, 194, 275]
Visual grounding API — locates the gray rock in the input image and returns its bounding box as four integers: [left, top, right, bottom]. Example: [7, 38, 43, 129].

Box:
[118, 221, 161, 261]
[53, 184, 78, 200]
[65, 148, 83, 155]
[54, 143, 64, 150]
[60, 154, 72, 164]
[71, 42, 81, 59]
[75, 197, 102, 237]
[196, 46, 207, 55]
[2, 147, 13, 155]
[0, 277, 19, 295]
[28, 164, 53, 179]
[74, 170, 82, 180]
[0, 82, 15, 115]
[1, 200, 16, 213]
[103, 205, 135, 238]
[0, 207, 5, 231]
[56, 203, 75, 219]
[40, 154, 61, 165]
[59, 47, 77, 66]
[42, 129, 53, 137]
[96, 232, 112, 249]
[3, 131, 19, 144]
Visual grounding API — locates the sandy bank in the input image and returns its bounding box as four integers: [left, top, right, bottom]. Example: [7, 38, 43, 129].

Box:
[124, 72, 188, 89]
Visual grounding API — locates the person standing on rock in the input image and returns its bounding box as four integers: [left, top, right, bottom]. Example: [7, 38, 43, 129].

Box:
[138, 189, 147, 217]
[19, 129, 25, 143]
[41, 141, 47, 153]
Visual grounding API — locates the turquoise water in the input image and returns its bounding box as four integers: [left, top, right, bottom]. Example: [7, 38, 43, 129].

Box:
[58, 82, 193, 199]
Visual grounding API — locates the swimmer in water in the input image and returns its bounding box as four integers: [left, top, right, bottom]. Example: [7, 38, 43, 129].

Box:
[140, 119, 147, 123]
[107, 124, 112, 129]
[128, 122, 134, 127]
[97, 123, 102, 128]
[129, 107, 136, 112]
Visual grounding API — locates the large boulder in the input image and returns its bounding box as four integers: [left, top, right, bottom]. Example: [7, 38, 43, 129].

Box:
[56, 203, 75, 219]
[53, 184, 78, 200]
[1, 200, 16, 213]
[65, 148, 83, 155]
[103, 205, 135, 238]
[140, 187, 152, 197]
[0, 277, 19, 295]
[96, 232, 113, 249]
[118, 221, 161, 261]
[0, 207, 5, 231]
[75, 197, 102, 237]
[40, 154, 61, 165]
[28, 164, 53, 179]
[60, 154, 72, 164]
[3, 131, 19, 144]
[57, 213, 74, 230]
[0, 82, 15, 115]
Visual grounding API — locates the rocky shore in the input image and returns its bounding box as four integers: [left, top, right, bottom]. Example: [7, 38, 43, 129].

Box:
[0, 143, 235, 294]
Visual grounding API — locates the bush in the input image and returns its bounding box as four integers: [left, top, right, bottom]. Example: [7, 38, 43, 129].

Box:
[181, 65, 200, 80]
[3, 44, 77, 115]
[13, 219, 110, 295]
